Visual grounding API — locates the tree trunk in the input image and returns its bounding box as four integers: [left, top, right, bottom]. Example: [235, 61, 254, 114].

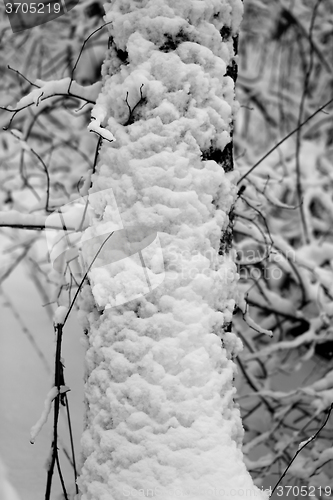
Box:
[77, 1, 268, 499]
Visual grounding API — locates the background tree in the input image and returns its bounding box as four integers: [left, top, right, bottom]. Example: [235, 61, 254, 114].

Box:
[233, 0, 333, 492]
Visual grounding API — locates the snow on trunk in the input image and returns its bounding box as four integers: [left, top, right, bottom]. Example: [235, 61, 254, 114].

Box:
[77, 1, 268, 499]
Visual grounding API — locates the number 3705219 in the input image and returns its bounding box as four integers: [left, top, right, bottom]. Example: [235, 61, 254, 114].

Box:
[276, 486, 332, 496]
[5, 3, 61, 14]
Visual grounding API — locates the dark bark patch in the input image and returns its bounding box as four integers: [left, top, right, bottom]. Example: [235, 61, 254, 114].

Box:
[201, 145, 224, 165]
[220, 25, 232, 41]
[233, 34, 239, 55]
[202, 141, 234, 173]
[218, 209, 234, 255]
[116, 48, 129, 63]
[108, 37, 129, 64]
[221, 33, 238, 82]
[220, 141, 234, 172]
[160, 29, 191, 52]
[225, 59, 238, 82]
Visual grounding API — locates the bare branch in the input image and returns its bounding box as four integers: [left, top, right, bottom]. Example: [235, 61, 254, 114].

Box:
[270, 402, 333, 496]
[237, 97, 333, 185]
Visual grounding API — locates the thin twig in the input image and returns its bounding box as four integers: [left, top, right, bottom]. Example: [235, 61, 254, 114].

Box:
[45, 324, 64, 500]
[236, 357, 275, 413]
[295, 0, 323, 244]
[237, 97, 333, 185]
[7, 65, 39, 88]
[124, 84, 145, 126]
[68, 22, 112, 93]
[56, 452, 69, 500]
[62, 230, 115, 328]
[64, 394, 79, 494]
[91, 135, 102, 180]
[270, 402, 333, 496]
[29, 148, 51, 212]
[44, 231, 116, 496]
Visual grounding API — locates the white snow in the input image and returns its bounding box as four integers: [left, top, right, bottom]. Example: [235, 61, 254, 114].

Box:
[53, 306, 69, 326]
[87, 119, 116, 142]
[29, 386, 58, 444]
[78, 1, 268, 499]
[15, 78, 102, 109]
[30, 385, 70, 444]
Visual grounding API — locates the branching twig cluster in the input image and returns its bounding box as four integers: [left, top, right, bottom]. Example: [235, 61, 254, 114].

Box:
[1, 0, 333, 497]
[234, 0, 333, 492]
[0, 3, 112, 497]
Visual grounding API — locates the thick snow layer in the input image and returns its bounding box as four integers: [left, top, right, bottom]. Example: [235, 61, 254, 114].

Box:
[78, 1, 268, 499]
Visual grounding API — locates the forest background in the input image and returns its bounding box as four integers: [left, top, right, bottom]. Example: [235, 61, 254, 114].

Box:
[0, 0, 333, 498]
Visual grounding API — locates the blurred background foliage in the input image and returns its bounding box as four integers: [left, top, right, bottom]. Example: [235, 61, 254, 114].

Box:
[234, 0, 333, 492]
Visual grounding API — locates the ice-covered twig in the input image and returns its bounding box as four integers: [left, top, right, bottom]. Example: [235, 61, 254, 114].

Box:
[53, 306, 69, 326]
[30, 385, 70, 444]
[88, 118, 116, 142]
[238, 291, 273, 337]
[15, 78, 102, 109]
[244, 316, 325, 360]
[270, 402, 333, 497]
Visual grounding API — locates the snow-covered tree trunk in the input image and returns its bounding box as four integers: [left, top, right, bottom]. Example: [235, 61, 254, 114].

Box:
[78, 1, 268, 499]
